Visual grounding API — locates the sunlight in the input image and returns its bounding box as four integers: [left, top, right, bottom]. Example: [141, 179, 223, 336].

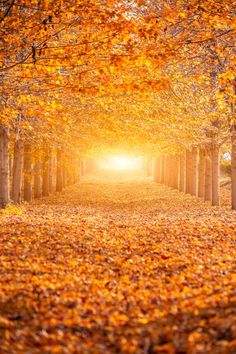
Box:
[101, 156, 140, 170]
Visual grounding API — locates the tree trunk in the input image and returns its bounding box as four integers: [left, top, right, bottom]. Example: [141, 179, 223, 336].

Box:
[62, 161, 66, 188]
[73, 157, 80, 184]
[211, 144, 220, 206]
[68, 155, 76, 185]
[166, 156, 171, 186]
[23, 142, 32, 202]
[86, 159, 92, 175]
[42, 146, 50, 196]
[153, 157, 160, 183]
[56, 148, 63, 192]
[191, 147, 198, 196]
[161, 156, 165, 184]
[185, 150, 191, 194]
[173, 155, 179, 190]
[12, 138, 23, 204]
[9, 155, 13, 179]
[165, 156, 170, 186]
[179, 152, 186, 193]
[168, 156, 172, 186]
[231, 131, 236, 210]
[170, 155, 176, 188]
[188, 150, 193, 195]
[198, 149, 205, 199]
[0, 126, 10, 208]
[34, 159, 41, 199]
[76, 157, 81, 183]
[49, 149, 55, 194]
[205, 153, 212, 202]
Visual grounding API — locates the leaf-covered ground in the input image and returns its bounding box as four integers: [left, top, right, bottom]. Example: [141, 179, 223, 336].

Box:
[0, 173, 236, 354]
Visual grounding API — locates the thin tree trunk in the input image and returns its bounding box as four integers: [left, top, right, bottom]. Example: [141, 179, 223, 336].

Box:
[9, 155, 13, 179]
[49, 149, 55, 194]
[161, 156, 165, 184]
[153, 157, 159, 183]
[12, 138, 23, 204]
[62, 161, 66, 188]
[85, 159, 90, 176]
[171, 155, 176, 188]
[159, 156, 163, 183]
[189, 150, 193, 195]
[73, 157, 80, 183]
[76, 157, 81, 183]
[34, 159, 41, 199]
[205, 153, 212, 202]
[179, 152, 186, 193]
[173, 155, 179, 190]
[185, 150, 191, 194]
[56, 148, 63, 192]
[42, 146, 50, 196]
[69, 155, 76, 185]
[168, 156, 172, 186]
[166, 156, 170, 186]
[191, 147, 198, 196]
[198, 149, 205, 199]
[23, 142, 32, 202]
[165, 156, 168, 185]
[212, 144, 220, 206]
[86, 159, 92, 175]
[0, 126, 10, 208]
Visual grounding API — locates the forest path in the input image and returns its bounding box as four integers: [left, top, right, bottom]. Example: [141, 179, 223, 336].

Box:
[0, 173, 236, 353]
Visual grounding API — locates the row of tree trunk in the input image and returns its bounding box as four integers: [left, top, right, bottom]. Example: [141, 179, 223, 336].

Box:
[0, 129, 95, 208]
[153, 144, 228, 207]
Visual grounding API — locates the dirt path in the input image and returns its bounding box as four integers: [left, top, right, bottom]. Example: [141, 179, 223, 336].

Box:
[0, 175, 236, 353]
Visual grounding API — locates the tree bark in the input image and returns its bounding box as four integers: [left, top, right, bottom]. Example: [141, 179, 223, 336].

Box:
[76, 157, 81, 183]
[42, 146, 50, 197]
[191, 147, 198, 196]
[56, 148, 63, 192]
[62, 161, 66, 188]
[169, 156, 172, 186]
[23, 142, 32, 202]
[205, 152, 212, 202]
[165, 156, 170, 186]
[12, 138, 23, 204]
[34, 159, 41, 199]
[153, 157, 161, 183]
[9, 155, 13, 179]
[0, 126, 10, 208]
[170, 155, 176, 188]
[165, 156, 169, 185]
[185, 150, 191, 194]
[173, 155, 179, 190]
[231, 131, 236, 210]
[49, 149, 55, 194]
[211, 144, 220, 206]
[198, 149, 205, 199]
[179, 152, 186, 193]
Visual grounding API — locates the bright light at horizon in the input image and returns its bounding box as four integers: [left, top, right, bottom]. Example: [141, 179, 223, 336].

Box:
[101, 156, 141, 170]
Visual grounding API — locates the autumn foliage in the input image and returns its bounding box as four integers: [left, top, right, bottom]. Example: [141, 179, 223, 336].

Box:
[0, 0, 236, 208]
[0, 1, 236, 353]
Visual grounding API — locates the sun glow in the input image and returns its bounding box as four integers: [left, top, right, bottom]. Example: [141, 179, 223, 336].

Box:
[101, 156, 140, 170]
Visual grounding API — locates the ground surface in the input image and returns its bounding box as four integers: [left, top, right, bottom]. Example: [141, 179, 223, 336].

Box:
[0, 172, 236, 354]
